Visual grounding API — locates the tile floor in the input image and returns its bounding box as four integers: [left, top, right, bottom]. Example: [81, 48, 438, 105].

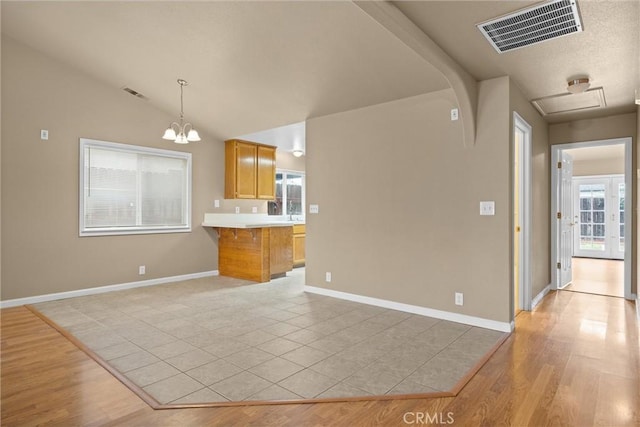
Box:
[33, 269, 505, 405]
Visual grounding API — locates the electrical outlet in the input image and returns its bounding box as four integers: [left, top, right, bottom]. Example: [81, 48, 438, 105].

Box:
[455, 292, 463, 306]
[480, 201, 495, 216]
[450, 108, 459, 121]
[325, 272, 332, 283]
[235, 207, 240, 214]
[139, 265, 146, 275]
[252, 206, 258, 213]
[214, 200, 220, 208]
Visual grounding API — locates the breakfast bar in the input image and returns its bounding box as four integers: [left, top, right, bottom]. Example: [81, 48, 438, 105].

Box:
[202, 214, 298, 283]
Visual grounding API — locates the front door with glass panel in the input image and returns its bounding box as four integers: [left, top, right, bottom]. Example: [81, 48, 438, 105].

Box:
[573, 175, 625, 260]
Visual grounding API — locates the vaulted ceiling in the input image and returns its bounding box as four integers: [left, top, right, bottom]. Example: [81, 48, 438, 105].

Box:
[2, 1, 638, 147]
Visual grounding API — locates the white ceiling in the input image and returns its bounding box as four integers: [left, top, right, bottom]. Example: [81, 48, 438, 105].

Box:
[0, 1, 448, 148]
[394, 0, 640, 123]
[2, 1, 638, 150]
[238, 121, 306, 153]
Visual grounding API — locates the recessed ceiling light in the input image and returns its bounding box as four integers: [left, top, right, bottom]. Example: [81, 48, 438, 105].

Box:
[567, 78, 590, 94]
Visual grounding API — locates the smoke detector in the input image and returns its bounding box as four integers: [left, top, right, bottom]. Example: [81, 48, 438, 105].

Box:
[567, 77, 590, 94]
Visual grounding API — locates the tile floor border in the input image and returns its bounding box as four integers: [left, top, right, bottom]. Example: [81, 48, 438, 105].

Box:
[25, 302, 509, 409]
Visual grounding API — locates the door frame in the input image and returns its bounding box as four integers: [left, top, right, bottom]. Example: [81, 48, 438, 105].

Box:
[550, 137, 633, 300]
[513, 113, 532, 311]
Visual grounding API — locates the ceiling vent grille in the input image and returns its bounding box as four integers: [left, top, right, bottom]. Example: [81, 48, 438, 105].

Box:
[477, 0, 583, 53]
[122, 87, 149, 100]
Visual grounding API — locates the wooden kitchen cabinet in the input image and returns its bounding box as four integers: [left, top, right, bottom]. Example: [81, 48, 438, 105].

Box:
[225, 139, 276, 200]
[292, 224, 305, 267]
[217, 226, 293, 283]
[270, 226, 293, 276]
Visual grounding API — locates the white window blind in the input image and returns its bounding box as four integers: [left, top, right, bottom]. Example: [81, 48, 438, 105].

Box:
[79, 138, 191, 236]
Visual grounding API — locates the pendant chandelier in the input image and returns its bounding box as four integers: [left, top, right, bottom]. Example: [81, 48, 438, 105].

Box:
[162, 79, 201, 144]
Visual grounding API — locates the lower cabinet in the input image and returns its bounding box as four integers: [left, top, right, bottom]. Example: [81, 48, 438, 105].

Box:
[218, 226, 293, 283]
[293, 224, 306, 267]
[270, 226, 293, 276]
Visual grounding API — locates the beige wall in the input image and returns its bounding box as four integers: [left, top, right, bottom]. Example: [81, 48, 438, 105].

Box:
[509, 80, 550, 304]
[573, 157, 624, 176]
[550, 113, 638, 295]
[306, 78, 513, 324]
[549, 113, 637, 145]
[1, 37, 229, 300]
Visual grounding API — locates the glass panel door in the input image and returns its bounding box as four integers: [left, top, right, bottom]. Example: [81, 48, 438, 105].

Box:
[613, 177, 625, 259]
[573, 175, 624, 260]
[577, 183, 606, 253]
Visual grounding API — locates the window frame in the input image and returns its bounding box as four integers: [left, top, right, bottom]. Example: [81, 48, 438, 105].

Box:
[268, 169, 305, 220]
[79, 138, 192, 237]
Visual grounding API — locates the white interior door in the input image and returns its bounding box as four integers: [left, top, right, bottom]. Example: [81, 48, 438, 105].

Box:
[558, 152, 573, 288]
[573, 175, 624, 260]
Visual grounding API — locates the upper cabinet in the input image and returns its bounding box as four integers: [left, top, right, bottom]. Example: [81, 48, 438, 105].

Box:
[225, 139, 276, 200]
[256, 145, 276, 199]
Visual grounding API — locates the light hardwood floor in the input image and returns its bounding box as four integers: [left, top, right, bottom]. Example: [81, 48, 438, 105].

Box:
[2, 290, 638, 426]
[565, 257, 624, 298]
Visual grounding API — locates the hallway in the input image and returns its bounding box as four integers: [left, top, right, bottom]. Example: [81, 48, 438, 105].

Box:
[565, 257, 624, 298]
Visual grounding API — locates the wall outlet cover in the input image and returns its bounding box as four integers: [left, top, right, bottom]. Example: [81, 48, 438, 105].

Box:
[214, 200, 220, 208]
[480, 201, 495, 216]
[309, 204, 319, 214]
[235, 207, 240, 214]
[455, 292, 463, 306]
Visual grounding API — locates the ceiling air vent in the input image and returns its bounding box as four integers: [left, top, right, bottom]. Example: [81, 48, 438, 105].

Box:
[122, 87, 149, 100]
[477, 0, 583, 53]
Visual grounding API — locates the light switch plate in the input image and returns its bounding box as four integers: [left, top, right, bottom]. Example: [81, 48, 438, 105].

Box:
[252, 207, 258, 213]
[450, 108, 459, 121]
[40, 129, 49, 140]
[480, 201, 495, 216]
[309, 204, 319, 214]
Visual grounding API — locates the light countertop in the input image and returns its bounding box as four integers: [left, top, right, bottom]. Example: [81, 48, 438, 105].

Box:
[202, 213, 304, 229]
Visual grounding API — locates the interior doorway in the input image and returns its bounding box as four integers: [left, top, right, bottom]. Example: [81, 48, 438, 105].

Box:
[513, 113, 532, 315]
[551, 138, 632, 300]
[564, 257, 624, 298]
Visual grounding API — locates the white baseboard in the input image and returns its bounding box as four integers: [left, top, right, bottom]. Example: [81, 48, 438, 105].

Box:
[531, 284, 552, 309]
[303, 286, 513, 333]
[0, 270, 219, 309]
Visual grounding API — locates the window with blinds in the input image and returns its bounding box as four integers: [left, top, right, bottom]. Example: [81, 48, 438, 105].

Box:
[79, 138, 191, 236]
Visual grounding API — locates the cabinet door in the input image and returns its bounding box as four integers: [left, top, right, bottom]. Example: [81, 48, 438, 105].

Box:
[293, 233, 305, 266]
[256, 146, 276, 200]
[269, 226, 293, 275]
[235, 142, 257, 199]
